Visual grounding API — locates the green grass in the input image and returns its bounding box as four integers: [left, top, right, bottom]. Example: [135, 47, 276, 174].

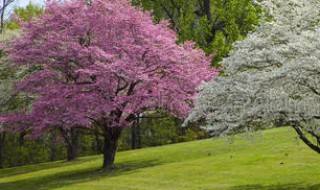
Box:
[1, 127, 320, 190]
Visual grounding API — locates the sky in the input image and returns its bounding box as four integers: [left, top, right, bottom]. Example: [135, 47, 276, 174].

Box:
[15, 0, 44, 7]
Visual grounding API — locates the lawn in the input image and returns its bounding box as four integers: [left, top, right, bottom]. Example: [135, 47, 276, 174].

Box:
[0, 127, 319, 190]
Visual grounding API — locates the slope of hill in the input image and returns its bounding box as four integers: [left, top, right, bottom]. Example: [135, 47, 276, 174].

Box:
[0, 127, 320, 190]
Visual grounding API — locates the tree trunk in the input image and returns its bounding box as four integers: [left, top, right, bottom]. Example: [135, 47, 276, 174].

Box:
[131, 116, 142, 149]
[131, 120, 137, 149]
[95, 131, 103, 153]
[292, 125, 320, 154]
[102, 126, 123, 169]
[49, 134, 57, 162]
[136, 119, 141, 148]
[0, 0, 5, 34]
[19, 132, 26, 147]
[0, 132, 6, 168]
[66, 128, 79, 161]
[203, 0, 211, 23]
[61, 128, 79, 161]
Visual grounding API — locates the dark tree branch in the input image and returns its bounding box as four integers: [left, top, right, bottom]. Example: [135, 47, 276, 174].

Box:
[203, 0, 211, 23]
[306, 84, 320, 96]
[197, 0, 204, 14]
[116, 78, 129, 95]
[292, 124, 320, 154]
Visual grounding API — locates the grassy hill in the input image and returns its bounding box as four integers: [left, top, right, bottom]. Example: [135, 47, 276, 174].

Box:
[0, 127, 320, 190]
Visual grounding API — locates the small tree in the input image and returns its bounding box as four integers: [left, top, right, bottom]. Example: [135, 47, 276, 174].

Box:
[0, 0, 15, 33]
[8, 0, 217, 168]
[184, 0, 320, 153]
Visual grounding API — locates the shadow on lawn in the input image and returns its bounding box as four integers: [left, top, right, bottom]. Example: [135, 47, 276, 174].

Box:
[0, 159, 162, 190]
[0, 156, 101, 179]
[230, 183, 320, 190]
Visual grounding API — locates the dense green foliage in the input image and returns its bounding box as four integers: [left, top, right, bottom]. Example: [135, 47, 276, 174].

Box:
[5, 4, 44, 30]
[0, 127, 320, 189]
[0, 125, 207, 168]
[119, 115, 209, 150]
[132, 0, 261, 66]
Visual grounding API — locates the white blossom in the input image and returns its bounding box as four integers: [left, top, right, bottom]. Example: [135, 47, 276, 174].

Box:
[0, 30, 21, 126]
[184, 0, 320, 140]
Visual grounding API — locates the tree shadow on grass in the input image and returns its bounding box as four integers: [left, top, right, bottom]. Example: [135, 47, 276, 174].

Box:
[0, 159, 163, 190]
[230, 183, 320, 190]
[0, 155, 101, 179]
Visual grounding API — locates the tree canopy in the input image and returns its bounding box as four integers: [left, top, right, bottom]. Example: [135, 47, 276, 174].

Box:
[184, 0, 320, 153]
[4, 0, 218, 168]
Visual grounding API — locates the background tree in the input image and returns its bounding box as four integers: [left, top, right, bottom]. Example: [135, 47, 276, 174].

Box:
[184, 0, 320, 153]
[137, 114, 208, 147]
[133, 0, 261, 66]
[5, 3, 43, 30]
[7, 0, 218, 169]
[0, 0, 14, 33]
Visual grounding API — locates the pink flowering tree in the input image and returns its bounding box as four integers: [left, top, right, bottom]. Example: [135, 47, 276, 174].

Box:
[8, 0, 217, 168]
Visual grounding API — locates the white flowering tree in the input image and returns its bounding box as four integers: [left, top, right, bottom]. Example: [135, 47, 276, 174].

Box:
[184, 0, 320, 153]
[0, 30, 21, 113]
